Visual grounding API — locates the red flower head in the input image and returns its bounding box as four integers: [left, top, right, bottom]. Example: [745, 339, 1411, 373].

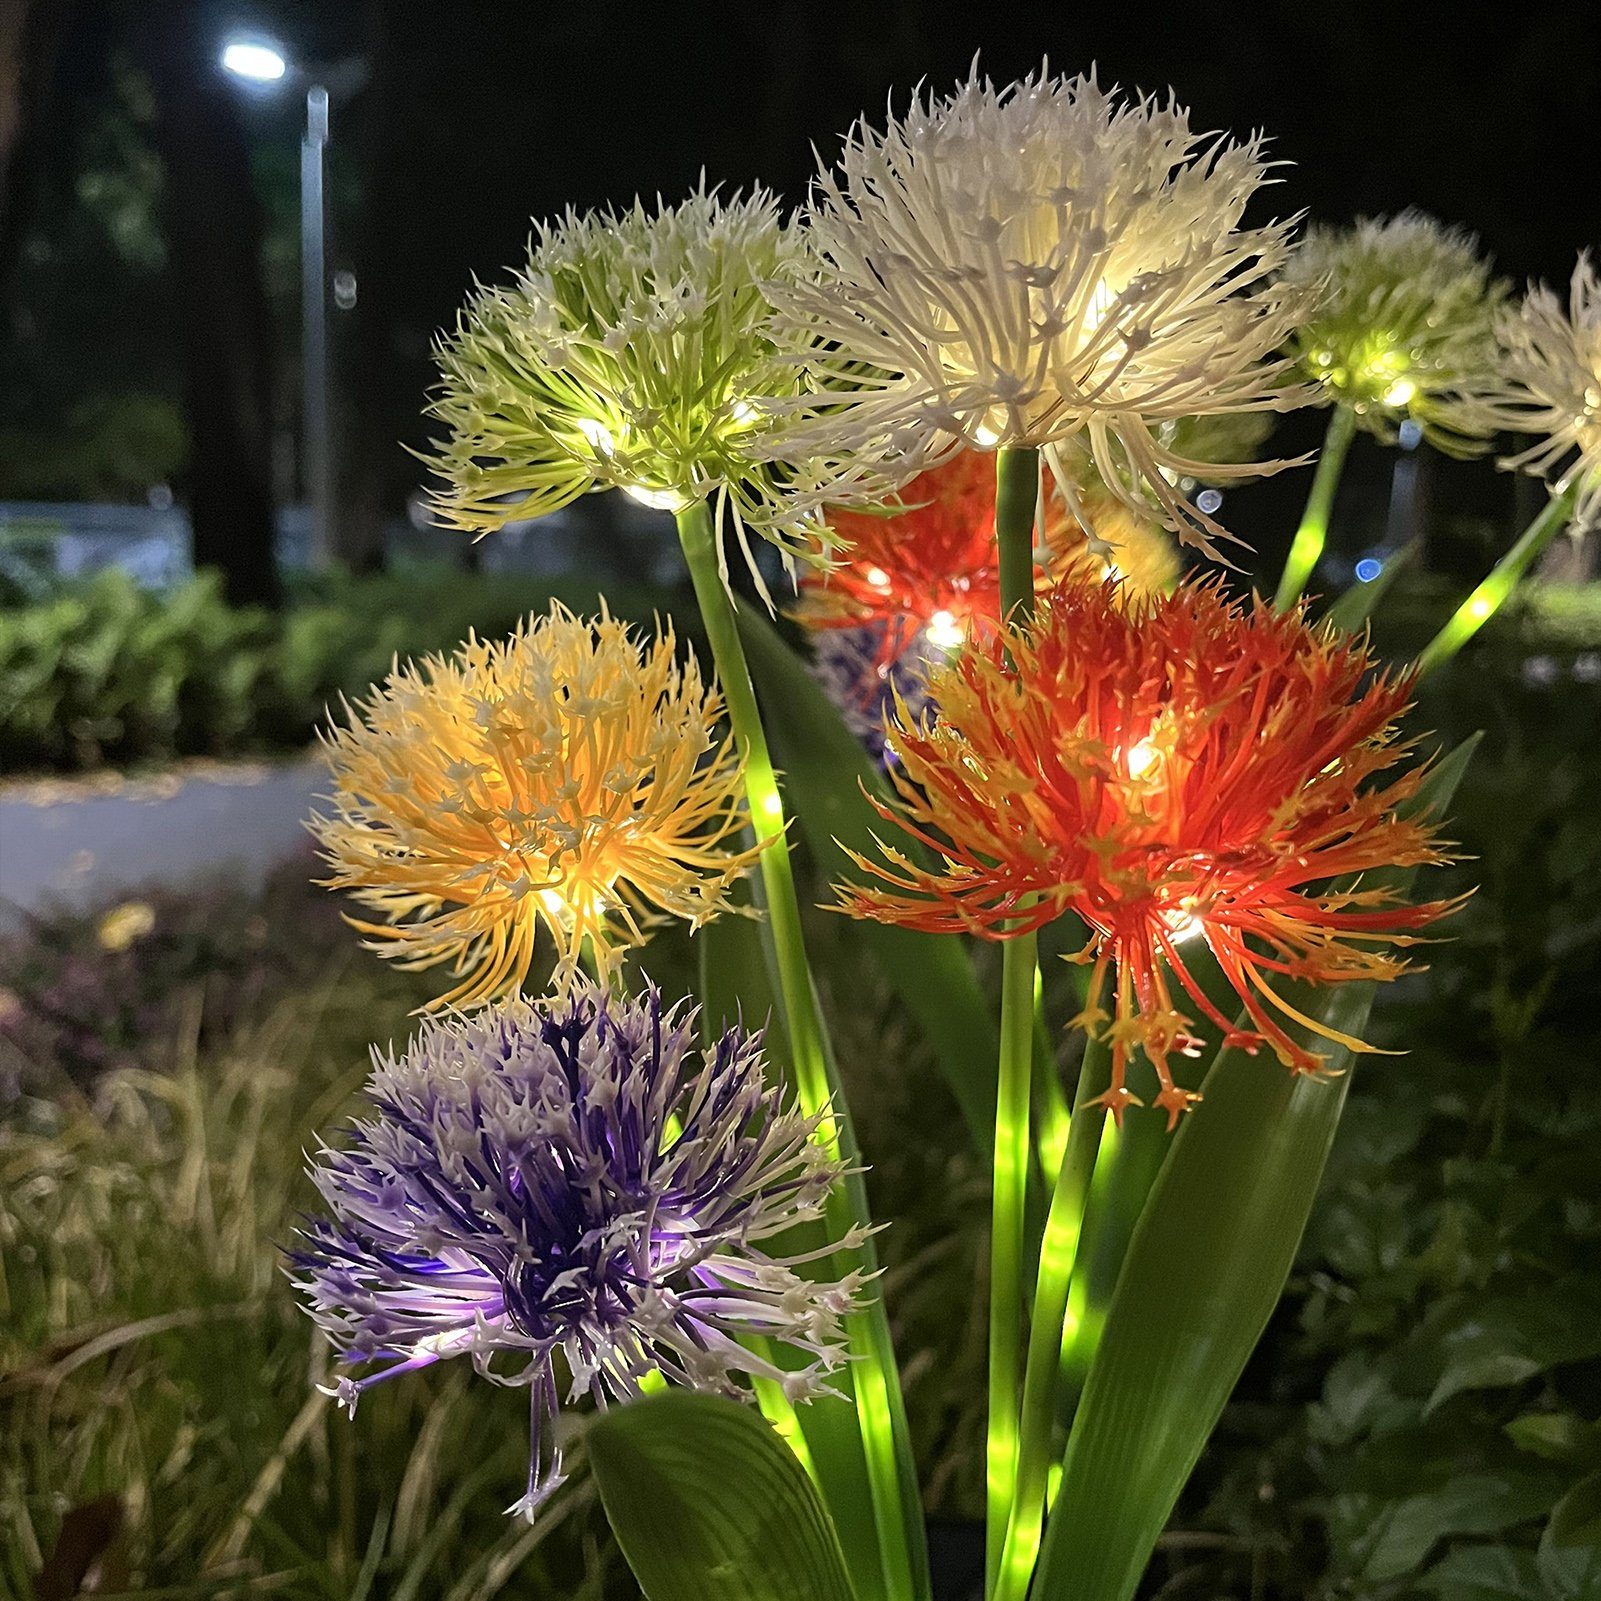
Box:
[795, 451, 1085, 657]
[834, 580, 1459, 1125]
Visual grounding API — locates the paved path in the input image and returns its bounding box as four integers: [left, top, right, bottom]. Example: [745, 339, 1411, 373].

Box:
[0, 759, 324, 922]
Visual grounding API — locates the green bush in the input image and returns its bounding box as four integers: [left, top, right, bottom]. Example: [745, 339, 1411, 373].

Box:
[0, 567, 678, 775]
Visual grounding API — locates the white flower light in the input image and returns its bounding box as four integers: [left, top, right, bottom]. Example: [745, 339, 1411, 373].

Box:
[766, 66, 1309, 561]
[424, 187, 844, 597]
[1453, 255, 1601, 534]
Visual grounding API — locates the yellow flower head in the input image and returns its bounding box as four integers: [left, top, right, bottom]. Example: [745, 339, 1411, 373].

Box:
[312, 606, 760, 1007]
[97, 900, 156, 953]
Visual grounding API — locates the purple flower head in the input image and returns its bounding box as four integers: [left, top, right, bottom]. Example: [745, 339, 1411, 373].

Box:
[808, 620, 941, 767]
[291, 980, 861, 1520]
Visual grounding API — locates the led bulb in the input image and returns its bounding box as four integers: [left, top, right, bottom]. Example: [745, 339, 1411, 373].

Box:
[1126, 738, 1159, 779]
[578, 417, 616, 456]
[624, 483, 688, 512]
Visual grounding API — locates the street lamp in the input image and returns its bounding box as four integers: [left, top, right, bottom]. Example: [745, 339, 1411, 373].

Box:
[220, 33, 333, 571]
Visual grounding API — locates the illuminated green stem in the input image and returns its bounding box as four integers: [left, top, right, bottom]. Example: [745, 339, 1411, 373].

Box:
[994, 1045, 1111, 1601]
[1416, 487, 1576, 675]
[1275, 405, 1357, 611]
[675, 502, 929, 1601]
[1033, 976, 1071, 1177]
[987, 446, 1042, 1594]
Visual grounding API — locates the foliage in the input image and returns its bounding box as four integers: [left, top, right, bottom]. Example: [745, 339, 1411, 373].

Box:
[1160, 650, 1601, 1600]
[0, 566, 674, 775]
[0, 854, 348, 1098]
[2, 633, 1597, 1595]
[0, 919, 634, 1598]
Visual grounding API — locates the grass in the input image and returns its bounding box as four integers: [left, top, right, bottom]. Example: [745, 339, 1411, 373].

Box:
[0, 961, 631, 1598]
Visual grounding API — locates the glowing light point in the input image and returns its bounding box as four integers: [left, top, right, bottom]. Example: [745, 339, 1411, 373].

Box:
[1467, 594, 1494, 621]
[221, 39, 287, 81]
[1125, 737, 1159, 779]
[864, 566, 891, 591]
[1354, 557, 1384, 583]
[760, 791, 784, 818]
[624, 483, 688, 513]
[1384, 378, 1417, 408]
[926, 610, 965, 649]
[577, 417, 615, 456]
[973, 422, 1001, 448]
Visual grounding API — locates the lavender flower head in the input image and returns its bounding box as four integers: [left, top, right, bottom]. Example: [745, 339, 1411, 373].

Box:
[809, 620, 942, 768]
[292, 981, 860, 1519]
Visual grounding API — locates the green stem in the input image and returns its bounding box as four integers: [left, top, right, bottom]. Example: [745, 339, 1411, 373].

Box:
[987, 446, 1042, 1595]
[1275, 405, 1357, 611]
[1033, 975, 1071, 1177]
[1416, 487, 1576, 675]
[676, 502, 929, 1601]
[994, 1044, 1111, 1601]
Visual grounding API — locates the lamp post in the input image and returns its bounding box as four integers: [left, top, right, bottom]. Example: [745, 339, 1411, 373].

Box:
[220, 36, 333, 571]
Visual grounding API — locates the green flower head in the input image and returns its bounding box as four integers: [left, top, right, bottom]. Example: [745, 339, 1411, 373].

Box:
[1284, 211, 1507, 455]
[424, 187, 834, 591]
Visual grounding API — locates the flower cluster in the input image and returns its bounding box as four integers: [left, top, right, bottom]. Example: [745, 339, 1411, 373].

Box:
[793, 451, 1082, 656]
[1455, 255, 1601, 533]
[768, 67, 1307, 560]
[292, 983, 859, 1518]
[796, 450, 1182, 764]
[1283, 211, 1506, 454]
[835, 581, 1456, 1124]
[312, 606, 758, 1006]
[424, 188, 831, 596]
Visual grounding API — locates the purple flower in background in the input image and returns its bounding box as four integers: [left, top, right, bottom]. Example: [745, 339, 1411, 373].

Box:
[291, 980, 859, 1519]
[808, 620, 942, 767]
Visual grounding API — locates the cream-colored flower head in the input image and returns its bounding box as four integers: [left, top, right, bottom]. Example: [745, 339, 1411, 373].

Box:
[1284, 211, 1506, 455]
[765, 66, 1309, 561]
[425, 188, 834, 596]
[312, 606, 760, 1008]
[1454, 255, 1601, 533]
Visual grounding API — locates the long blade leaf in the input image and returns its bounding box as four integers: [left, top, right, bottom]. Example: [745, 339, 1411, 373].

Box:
[1036, 735, 1480, 1601]
[589, 1391, 858, 1601]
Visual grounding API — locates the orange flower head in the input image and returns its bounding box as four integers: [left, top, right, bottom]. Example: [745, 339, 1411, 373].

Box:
[313, 606, 760, 1008]
[795, 451, 1084, 656]
[835, 580, 1458, 1125]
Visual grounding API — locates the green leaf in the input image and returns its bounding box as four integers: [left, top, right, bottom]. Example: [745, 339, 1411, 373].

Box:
[589, 1392, 859, 1601]
[1540, 1475, 1601, 1599]
[1034, 735, 1480, 1601]
[1426, 1277, 1601, 1414]
[1545, 1471, 1601, 1550]
[736, 605, 998, 1146]
[1355, 1475, 1565, 1582]
[694, 912, 887, 1600]
[1417, 1544, 1546, 1601]
[1323, 542, 1415, 633]
[1506, 1414, 1601, 1469]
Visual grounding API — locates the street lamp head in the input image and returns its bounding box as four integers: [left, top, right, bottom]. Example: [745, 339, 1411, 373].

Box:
[220, 38, 288, 83]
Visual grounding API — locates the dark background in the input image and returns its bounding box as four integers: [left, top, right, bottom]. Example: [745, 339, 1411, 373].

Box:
[3, 0, 1598, 596]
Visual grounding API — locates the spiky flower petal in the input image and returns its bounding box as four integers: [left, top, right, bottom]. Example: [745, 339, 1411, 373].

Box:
[292, 982, 858, 1519]
[767, 67, 1308, 560]
[312, 607, 758, 1007]
[424, 188, 834, 595]
[1453, 255, 1601, 533]
[834, 581, 1457, 1125]
[1284, 211, 1507, 454]
[793, 452, 1086, 656]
